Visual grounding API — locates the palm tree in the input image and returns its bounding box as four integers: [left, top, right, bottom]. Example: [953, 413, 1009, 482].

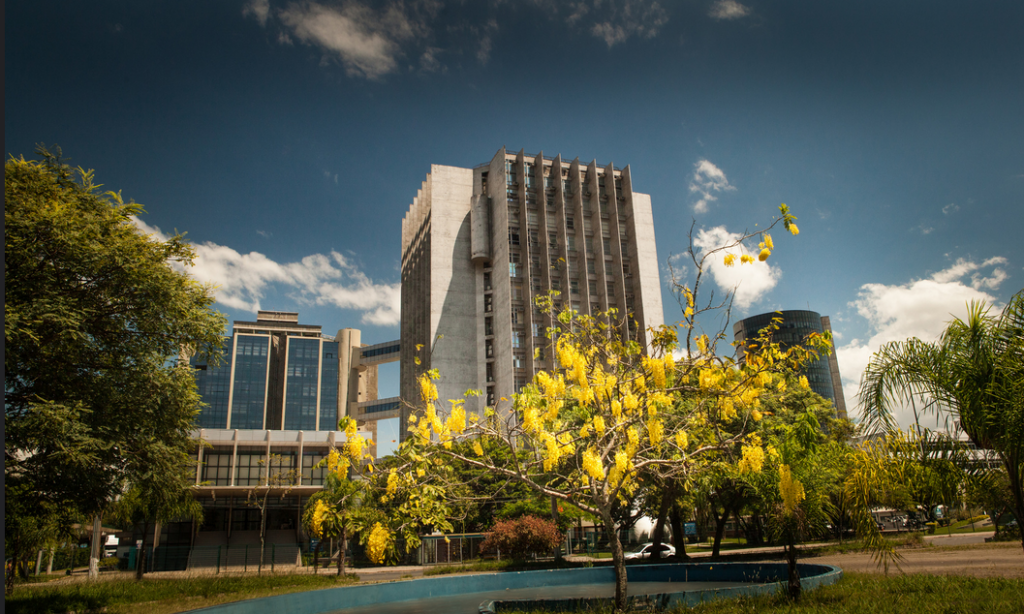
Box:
[858, 289, 1024, 552]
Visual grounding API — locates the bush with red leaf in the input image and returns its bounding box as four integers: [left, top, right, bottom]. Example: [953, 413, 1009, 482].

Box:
[480, 515, 564, 559]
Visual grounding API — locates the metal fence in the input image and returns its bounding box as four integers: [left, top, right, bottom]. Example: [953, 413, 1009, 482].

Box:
[126, 544, 301, 573]
[418, 533, 489, 565]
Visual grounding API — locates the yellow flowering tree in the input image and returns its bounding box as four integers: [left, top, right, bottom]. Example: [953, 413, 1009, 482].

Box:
[301, 417, 374, 574]
[383, 206, 820, 610]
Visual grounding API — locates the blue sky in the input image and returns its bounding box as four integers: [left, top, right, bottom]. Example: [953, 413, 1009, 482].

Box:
[7, 1, 1024, 444]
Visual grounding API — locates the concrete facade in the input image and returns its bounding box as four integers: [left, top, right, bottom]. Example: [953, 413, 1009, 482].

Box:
[400, 148, 665, 438]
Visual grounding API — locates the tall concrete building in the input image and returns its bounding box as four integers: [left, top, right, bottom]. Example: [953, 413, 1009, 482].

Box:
[400, 148, 665, 436]
[733, 310, 848, 419]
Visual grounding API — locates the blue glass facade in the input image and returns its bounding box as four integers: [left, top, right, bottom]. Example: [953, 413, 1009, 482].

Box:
[192, 337, 233, 429]
[230, 334, 271, 429]
[734, 310, 839, 407]
[319, 341, 340, 431]
[283, 338, 321, 430]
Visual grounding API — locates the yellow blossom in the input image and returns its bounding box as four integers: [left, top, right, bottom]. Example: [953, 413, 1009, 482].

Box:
[522, 406, 540, 433]
[417, 467, 426, 477]
[740, 254, 754, 264]
[615, 451, 628, 475]
[799, 375, 810, 390]
[751, 409, 762, 421]
[623, 394, 639, 412]
[611, 400, 622, 419]
[674, 430, 689, 450]
[723, 253, 736, 267]
[446, 402, 467, 434]
[647, 418, 664, 446]
[780, 464, 806, 515]
[579, 424, 591, 438]
[472, 441, 483, 456]
[592, 415, 606, 435]
[738, 444, 765, 473]
[764, 233, 774, 251]
[788, 223, 800, 236]
[758, 248, 771, 262]
[582, 447, 605, 480]
[386, 469, 399, 496]
[366, 523, 391, 565]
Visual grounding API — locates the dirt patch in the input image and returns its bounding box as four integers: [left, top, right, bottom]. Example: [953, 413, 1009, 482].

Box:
[814, 543, 1024, 578]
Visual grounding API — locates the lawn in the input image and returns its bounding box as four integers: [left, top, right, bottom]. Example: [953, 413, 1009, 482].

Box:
[4, 573, 357, 614]
[499, 573, 1024, 614]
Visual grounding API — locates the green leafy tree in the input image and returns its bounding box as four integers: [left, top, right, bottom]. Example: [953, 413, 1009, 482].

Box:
[858, 291, 1024, 551]
[112, 469, 203, 580]
[5, 147, 226, 584]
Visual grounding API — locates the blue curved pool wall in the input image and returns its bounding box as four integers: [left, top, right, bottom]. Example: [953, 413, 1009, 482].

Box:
[186, 562, 842, 614]
[483, 562, 843, 612]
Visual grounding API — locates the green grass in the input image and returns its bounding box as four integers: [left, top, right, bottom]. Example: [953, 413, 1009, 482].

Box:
[4, 573, 358, 614]
[683, 573, 1024, 614]
[498, 573, 1024, 614]
[809, 532, 927, 556]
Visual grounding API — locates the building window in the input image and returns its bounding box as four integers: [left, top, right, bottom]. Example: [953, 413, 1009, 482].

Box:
[528, 229, 540, 248]
[566, 216, 574, 230]
[589, 280, 598, 295]
[484, 272, 492, 291]
[302, 451, 327, 485]
[485, 317, 493, 336]
[512, 331, 521, 349]
[486, 362, 494, 383]
[230, 334, 270, 430]
[567, 235, 576, 252]
[202, 452, 232, 486]
[509, 229, 520, 246]
[486, 339, 494, 358]
[234, 447, 266, 487]
[549, 233, 558, 249]
[509, 262, 518, 278]
[571, 279, 580, 295]
[603, 238, 612, 254]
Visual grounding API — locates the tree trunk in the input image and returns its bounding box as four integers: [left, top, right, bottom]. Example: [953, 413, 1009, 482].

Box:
[711, 507, 728, 558]
[669, 507, 688, 559]
[1003, 452, 1024, 554]
[651, 489, 672, 560]
[313, 540, 322, 574]
[136, 520, 149, 581]
[88, 514, 102, 580]
[786, 540, 801, 600]
[338, 525, 346, 576]
[259, 493, 268, 574]
[600, 509, 628, 612]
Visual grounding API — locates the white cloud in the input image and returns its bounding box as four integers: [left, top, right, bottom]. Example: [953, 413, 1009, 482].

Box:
[836, 257, 1009, 428]
[132, 217, 400, 326]
[243, 0, 271, 26]
[709, 0, 750, 20]
[692, 226, 781, 310]
[271, 1, 430, 79]
[942, 203, 959, 215]
[589, 0, 669, 48]
[689, 159, 735, 214]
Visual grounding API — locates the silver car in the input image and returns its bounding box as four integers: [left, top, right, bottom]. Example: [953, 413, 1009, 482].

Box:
[624, 542, 676, 560]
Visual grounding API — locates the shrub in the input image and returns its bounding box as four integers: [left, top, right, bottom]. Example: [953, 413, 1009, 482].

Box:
[479, 515, 564, 559]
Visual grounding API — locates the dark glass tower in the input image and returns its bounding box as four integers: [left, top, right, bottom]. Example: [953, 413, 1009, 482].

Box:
[733, 310, 847, 419]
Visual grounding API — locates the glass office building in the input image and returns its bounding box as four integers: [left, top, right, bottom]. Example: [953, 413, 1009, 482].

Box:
[191, 312, 354, 432]
[733, 310, 847, 419]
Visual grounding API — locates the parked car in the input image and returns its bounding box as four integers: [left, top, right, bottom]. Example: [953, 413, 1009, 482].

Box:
[624, 542, 676, 560]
